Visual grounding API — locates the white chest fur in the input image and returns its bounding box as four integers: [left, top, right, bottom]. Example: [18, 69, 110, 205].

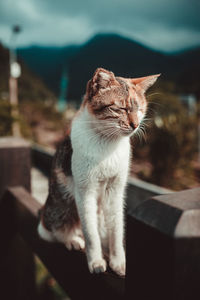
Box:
[69, 107, 128, 276]
[71, 108, 130, 184]
[95, 140, 130, 180]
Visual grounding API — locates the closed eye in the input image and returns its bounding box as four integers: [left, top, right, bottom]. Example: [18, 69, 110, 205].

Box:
[94, 104, 113, 112]
[111, 107, 127, 112]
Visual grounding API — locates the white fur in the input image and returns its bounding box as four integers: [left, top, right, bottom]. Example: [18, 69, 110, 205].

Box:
[38, 221, 55, 242]
[99, 71, 111, 81]
[69, 107, 130, 275]
[137, 110, 143, 122]
[38, 219, 85, 250]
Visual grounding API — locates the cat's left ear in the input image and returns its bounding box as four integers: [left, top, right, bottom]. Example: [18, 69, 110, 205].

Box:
[92, 67, 117, 89]
[131, 74, 161, 92]
[86, 68, 119, 100]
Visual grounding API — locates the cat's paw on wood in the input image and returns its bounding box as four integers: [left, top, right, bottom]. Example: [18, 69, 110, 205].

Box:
[109, 255, 126, 276]
[65, 236, 85, 251]
[89, 258, 107, 274]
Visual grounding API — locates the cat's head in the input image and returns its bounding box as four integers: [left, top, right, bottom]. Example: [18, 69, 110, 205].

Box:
[83, 67, 160, 138]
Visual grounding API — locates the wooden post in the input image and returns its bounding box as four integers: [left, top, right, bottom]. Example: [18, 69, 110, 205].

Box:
[9, 76, 21, 137]
[126, 187, 200, 300]
[0, 137, 36, 300]
[0, 136, 30, 198]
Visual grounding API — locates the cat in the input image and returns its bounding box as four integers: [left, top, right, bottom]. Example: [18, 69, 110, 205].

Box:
[38, 67, 160, 276]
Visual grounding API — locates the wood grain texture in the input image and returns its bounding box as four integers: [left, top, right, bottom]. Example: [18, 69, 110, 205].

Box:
[1, 187, 125, 300]
[127, 187, 200, 300]
[0, 137, 31, 198]
[0, 137, 36, 300]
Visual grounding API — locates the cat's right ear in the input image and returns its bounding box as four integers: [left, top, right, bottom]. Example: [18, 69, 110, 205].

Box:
[86, 68, 117, 100]
[131, 74, 161, 93]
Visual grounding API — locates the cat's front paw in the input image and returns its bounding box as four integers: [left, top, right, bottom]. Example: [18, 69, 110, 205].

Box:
[109, 255, 126, 276]
[88, 258, 107, 274]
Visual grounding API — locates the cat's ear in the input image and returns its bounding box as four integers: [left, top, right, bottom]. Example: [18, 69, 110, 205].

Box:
[86, 68, 118, 99]
[92, 67, 116, 89]
[131, 74, 160, 92]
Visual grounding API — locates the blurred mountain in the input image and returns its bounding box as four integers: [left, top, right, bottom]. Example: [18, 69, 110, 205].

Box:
[68, 34, 200, 100]
[18, 33, 200, 101]
[67, 33, 174, 100]
[172, 47, 200, 96]
[18, 45, 79, 95]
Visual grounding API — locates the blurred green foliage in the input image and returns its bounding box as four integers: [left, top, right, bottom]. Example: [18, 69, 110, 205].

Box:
[0, 43, 56, 103]
[20, 99, 64, 130]
[133, 82, 199, 190]
[0, 99, 13, 135]
[0, 43, 60, 142]
[35, 256, 70, 300]
[0, 98, 64, 142]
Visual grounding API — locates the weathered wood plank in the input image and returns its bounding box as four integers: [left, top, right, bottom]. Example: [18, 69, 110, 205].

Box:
[0, 137, 31, 198]
[31, 144, 55, 176]
[126, 187, 200, 300]
[2, 186, 125, 300]
[0, 137, 36, 300]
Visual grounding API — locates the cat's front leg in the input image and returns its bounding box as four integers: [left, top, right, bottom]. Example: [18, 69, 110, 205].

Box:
[75, 188, 106, 274]
[104, 181, 126, 276]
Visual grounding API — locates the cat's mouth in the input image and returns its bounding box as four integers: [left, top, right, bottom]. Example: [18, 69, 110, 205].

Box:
[120, 127, 134, 136]
[92, 123, 134, 139]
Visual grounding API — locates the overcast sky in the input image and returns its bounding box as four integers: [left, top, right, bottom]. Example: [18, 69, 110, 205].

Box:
[0, 0, 200, 52]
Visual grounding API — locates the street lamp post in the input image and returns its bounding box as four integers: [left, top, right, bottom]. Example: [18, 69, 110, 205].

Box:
[9, 25, 21, 137]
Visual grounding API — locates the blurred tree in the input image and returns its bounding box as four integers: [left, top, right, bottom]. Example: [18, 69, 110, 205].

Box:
[149, 127, 179, 187]
[133, 82, 198, 190]
[0, 99, 13, 135]
[0, 43, 56, 105]
[0, 43, 60, 141]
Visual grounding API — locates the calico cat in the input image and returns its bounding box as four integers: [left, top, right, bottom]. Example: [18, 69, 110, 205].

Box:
[38, 68, 160, 276]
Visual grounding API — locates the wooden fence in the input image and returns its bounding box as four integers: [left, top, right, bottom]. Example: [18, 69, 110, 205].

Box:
[0, 137, 200, 300]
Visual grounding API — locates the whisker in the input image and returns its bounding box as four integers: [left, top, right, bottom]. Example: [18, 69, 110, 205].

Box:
[147, 92, 163, 99]
[146, 107, 157, 115]
[75, 119, 118, 125]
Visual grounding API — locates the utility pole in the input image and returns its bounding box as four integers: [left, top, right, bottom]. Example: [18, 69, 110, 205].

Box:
[58, 67, 68, 112]
[198, 122, 200, 163]
[9, 25, 21, 136]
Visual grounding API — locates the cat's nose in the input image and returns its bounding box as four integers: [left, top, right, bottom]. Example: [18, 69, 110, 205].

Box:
[130, 122, 138, 129]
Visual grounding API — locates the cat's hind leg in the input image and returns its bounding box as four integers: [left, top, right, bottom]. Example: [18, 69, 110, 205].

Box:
[53, 225, 85, 251]
[65, 227, 85, 251]
[37, 221, 56, 242]
[38, 220, 85, 250]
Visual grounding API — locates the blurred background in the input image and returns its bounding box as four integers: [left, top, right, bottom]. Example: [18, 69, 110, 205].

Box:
[0, 0, 200, 298]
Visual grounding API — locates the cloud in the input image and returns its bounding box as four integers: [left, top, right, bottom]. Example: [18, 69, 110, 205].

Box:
[0, 0, 95, 46]
[0, 0, 200, 52]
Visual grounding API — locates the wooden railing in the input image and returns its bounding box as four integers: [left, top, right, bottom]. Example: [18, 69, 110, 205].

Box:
[1, 137, 200, 300]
